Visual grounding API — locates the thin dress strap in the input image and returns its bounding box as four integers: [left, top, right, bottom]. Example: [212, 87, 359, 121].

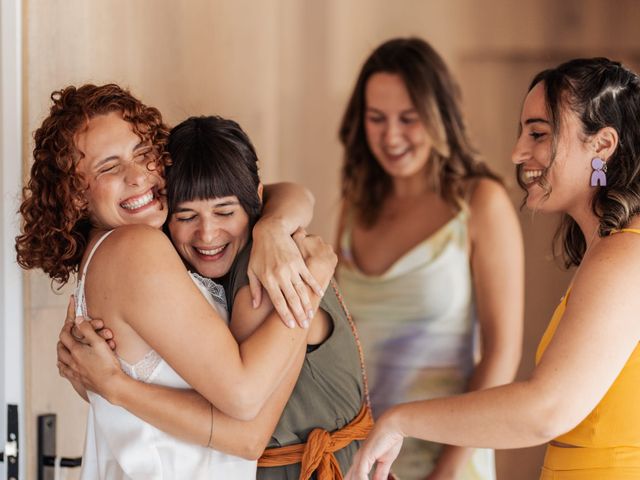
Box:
[611, 228, 640, 235]
[329, 278, 372, 411]
[75, 230, 115, 317]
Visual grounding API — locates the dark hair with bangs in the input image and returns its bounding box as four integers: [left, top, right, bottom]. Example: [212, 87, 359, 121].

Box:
[166, 116, 262, 225]
[519, 58, 640, 267]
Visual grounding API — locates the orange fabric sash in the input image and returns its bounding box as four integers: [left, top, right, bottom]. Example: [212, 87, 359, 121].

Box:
[258, 403, 373, 480]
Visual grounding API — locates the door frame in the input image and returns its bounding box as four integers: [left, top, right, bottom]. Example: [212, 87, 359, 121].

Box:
[1, 0, 25, 477]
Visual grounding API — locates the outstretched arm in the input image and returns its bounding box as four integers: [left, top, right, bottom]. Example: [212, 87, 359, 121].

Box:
[347, 230, 640, 479]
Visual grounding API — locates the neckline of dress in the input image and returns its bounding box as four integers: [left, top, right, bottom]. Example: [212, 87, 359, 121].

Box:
[346, 208, 467, 279]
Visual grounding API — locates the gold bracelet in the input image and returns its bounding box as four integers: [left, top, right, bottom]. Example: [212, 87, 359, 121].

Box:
[207, 402, 213, 448]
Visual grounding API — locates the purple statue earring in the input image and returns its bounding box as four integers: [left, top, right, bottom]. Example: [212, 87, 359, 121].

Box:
[590, 157, 607, 187]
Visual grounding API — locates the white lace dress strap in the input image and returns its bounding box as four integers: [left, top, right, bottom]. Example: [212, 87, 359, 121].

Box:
[190, 271, 228, 313]
[75, 230, 116, 318]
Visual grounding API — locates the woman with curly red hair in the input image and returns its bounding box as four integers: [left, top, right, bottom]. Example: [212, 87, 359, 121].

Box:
[16, 83, 336, 479]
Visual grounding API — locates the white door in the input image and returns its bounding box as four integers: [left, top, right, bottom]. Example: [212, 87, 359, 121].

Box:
[1, 0, 25, 478]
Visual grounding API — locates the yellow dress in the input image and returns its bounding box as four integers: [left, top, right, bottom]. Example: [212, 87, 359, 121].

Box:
[535, 229, 640, 479]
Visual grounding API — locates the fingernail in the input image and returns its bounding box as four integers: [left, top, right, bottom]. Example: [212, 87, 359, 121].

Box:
[302, 319, 310, 329]
[252, 299, 258, 308]
[287, 320, 296, 329]
[307, 310, 314, 320]
[74, 316, 84, 325]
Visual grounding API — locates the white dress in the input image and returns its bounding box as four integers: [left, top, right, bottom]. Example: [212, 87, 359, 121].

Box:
[75, 230, 257, 480]
[338, 209, 495, 480]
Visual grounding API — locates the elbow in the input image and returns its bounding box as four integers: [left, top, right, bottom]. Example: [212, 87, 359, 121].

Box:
[239, 436, 269, 461]
[221, 387, 263, 421]
[529, 386, 586, 443]
[302, 185, 316, 209]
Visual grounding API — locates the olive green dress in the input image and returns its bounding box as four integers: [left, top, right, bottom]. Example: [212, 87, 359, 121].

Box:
[224, 242, 365, 479]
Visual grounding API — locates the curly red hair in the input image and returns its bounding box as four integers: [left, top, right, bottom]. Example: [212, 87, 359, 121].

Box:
[15, 84, 170, 287]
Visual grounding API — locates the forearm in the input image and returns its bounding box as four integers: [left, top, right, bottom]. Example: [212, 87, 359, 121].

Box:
[234, 288, 321, 416]
[210, 346, 304, 459]
[388, 381, 552, 449]
[259, 182, 314, 234]
[68, 378, 89, 402]
[110, 374, 211, 445]
[109, 362, 301, 460]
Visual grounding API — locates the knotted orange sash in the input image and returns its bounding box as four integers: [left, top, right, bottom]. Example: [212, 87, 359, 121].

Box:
[258, 403, 373, 480]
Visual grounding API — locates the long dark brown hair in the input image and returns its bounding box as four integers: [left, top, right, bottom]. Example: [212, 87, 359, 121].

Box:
[518, 58, 640, 267]
[16, 84, 170, 286]
[339, 37, 499, 226]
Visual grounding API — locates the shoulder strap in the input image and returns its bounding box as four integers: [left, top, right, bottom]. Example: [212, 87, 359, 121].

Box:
[75, 230, 115, 318]
[80, 230, 116, 280]
[329, 279, 371, 410]
[611, 228, 640, 235]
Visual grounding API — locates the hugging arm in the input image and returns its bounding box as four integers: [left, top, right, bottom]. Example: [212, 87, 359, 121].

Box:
[250, 182, 323, 327]
[76, 226, 332, 420]
[59, 228, 335, 453]
[60, 320, 304, 459]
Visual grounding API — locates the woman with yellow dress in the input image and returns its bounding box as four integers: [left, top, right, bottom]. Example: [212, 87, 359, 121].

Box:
[347, 57, 640, 480]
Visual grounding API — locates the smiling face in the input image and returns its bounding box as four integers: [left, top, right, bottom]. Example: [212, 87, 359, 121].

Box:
[167, 196, 250, 278]
[512, 82, 594, 213]
[364, 72, 433, 181]
[75, 111, 167, 230]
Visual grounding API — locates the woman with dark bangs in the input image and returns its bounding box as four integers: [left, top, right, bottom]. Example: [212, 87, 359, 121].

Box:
[348, 58, 640, 480]
[17, 84, 336, 479]
[58, 115, 370, 479]
[336, 37, 524, 480]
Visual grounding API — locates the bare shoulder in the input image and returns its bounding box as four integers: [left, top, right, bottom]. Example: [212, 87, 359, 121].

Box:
[90, 225, 183, 282]
[577, 228, 640, 293]
[102, 225, 175, 257]
[569, 228, 640, 334]
[468, 178, 513, 214]
[466, 178, 519, 239]
[557, 228, 640, 353]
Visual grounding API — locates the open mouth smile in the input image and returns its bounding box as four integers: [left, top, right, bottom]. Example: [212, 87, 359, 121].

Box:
[383, 148, 410, 161]
[522, 169, 544, 184]
[194, 244, 227, 257]
[120, 190, 156, 211]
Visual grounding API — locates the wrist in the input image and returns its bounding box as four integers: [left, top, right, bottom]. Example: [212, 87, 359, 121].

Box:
[104, 371, 131, 407]
[381, 404, 408, 439]
[254, 214, 294, 238]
